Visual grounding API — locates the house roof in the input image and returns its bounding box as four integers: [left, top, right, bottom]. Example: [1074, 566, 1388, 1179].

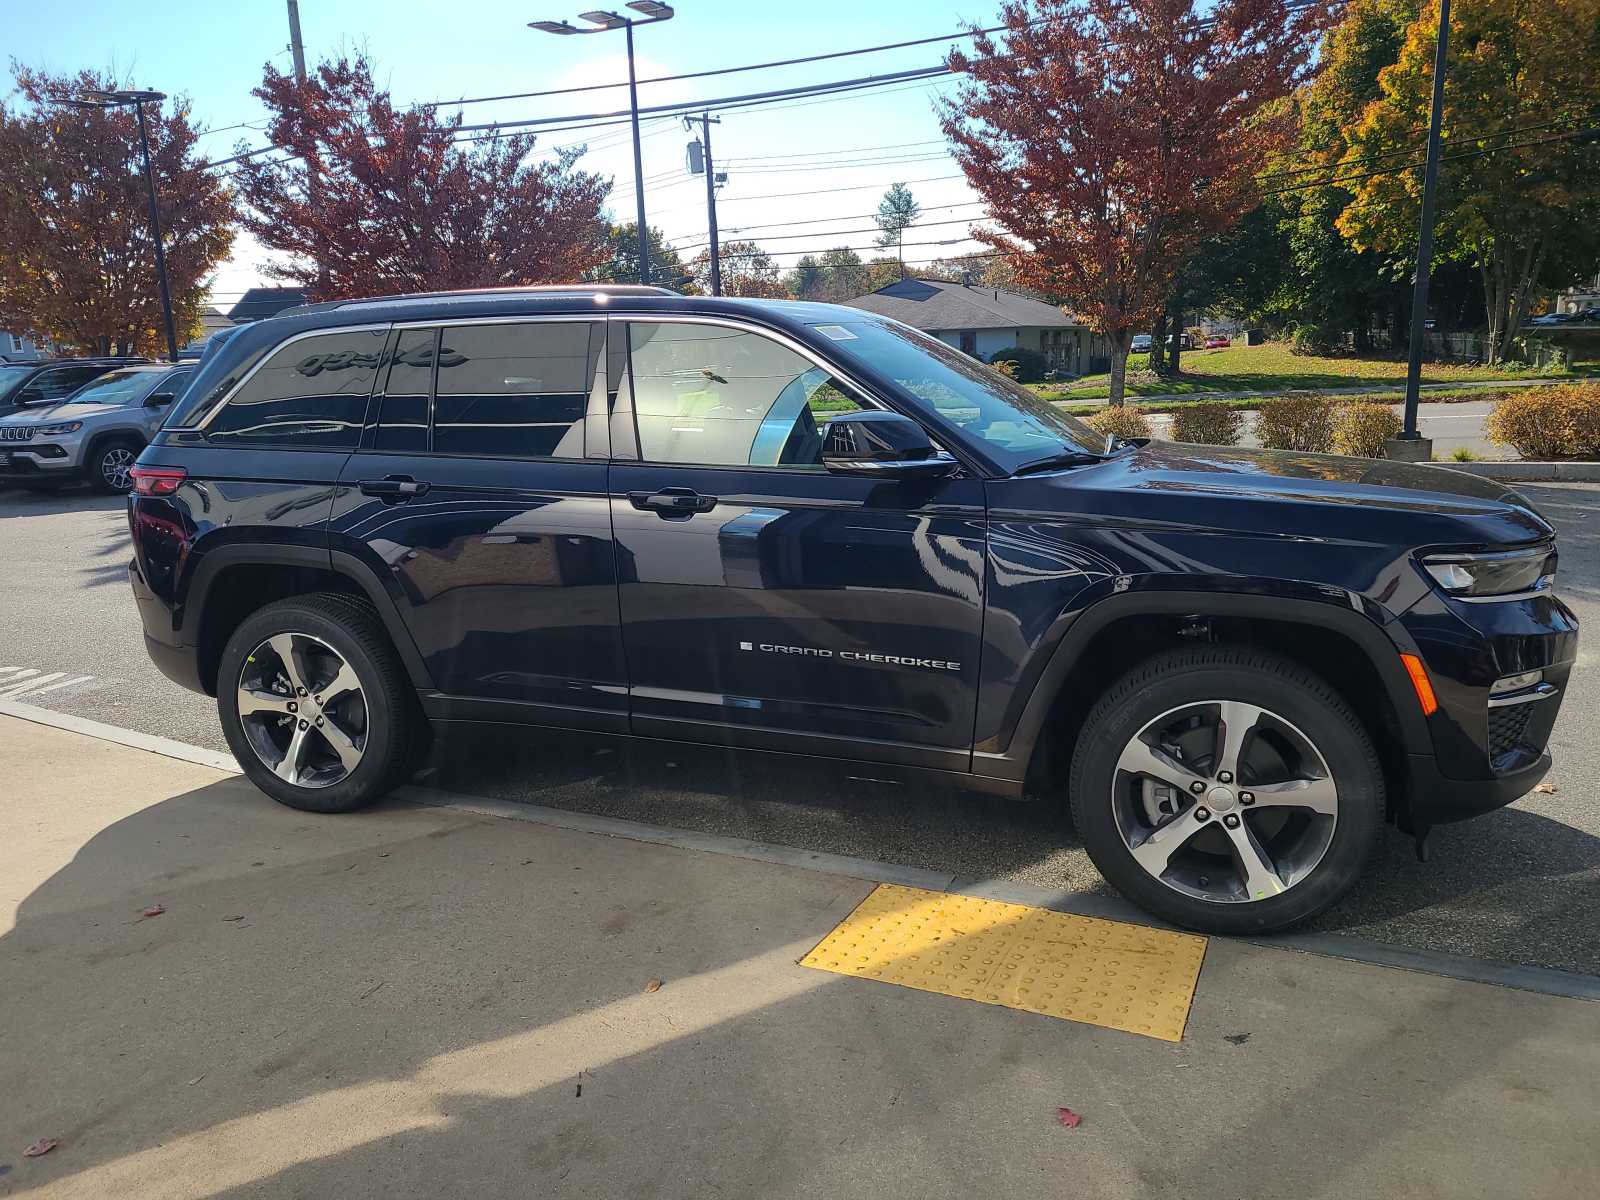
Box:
[227, 287, 308, 322]
[845, 278, 1080, 332]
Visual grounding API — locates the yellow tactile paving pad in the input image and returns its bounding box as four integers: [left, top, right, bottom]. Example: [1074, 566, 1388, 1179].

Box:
[800, 884, 1208, 1042]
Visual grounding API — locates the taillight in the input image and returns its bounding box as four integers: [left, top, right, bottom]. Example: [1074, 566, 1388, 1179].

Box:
[130, 465, 186, 496]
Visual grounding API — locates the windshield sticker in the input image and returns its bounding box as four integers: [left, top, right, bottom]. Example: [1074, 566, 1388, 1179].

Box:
[814, 325, 858, 341]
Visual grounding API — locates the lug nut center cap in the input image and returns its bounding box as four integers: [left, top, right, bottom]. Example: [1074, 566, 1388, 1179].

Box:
[1206, 785, 1237, 813]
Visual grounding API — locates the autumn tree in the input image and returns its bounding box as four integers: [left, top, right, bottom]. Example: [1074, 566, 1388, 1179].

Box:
[942, 0, 1332, 404]
[688, 240, 785, 297]
[589, 222, 687, 286]
[233, 53, 612, 300]
[1336, 0, 1600, 361]
[0, 66, 235, 356]
[785, 247, 872, 301]
[874, 182, 922, 276]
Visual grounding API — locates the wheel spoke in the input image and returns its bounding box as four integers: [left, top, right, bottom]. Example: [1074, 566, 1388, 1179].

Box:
[267, 634, 308, 694]
[1129, 806, 1207, 878]
[1214, 700, 1265, 781]
[1249, 776, 1338, 816]
[317, 715, 364, 773]
[1116, 737, 1207, 793]
[1224, 819, 1287, 899]
[320, 661, 362, 705]
[274, 722, 310, 785]
[237, 688, 294, 718]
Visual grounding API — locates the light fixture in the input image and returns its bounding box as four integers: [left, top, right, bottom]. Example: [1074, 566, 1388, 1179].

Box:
[579, 9, 627, 26]
[626, 1, 674, 15]
[528, 19, 579, 33]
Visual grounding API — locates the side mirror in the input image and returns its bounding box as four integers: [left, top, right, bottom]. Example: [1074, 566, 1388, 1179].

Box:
[821, 411, 957, 479]
[146, 392, 176, 407]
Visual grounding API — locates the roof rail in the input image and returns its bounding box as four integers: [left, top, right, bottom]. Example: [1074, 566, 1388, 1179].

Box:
[282, 283, 676, 317]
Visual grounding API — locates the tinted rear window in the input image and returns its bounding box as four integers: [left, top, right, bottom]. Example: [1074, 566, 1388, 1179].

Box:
[430, 322, 595, 458]
[205, 330, 384, 448]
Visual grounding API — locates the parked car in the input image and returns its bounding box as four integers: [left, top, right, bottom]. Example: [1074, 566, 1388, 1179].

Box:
[0, 362, 192, 493]
[126, 286, 1577, 935]
[1130, 334, 1153, 353]
[1204, 335, 1231, 349]
[0, 356, 147, 409]
[1530, 312, 1581, 326]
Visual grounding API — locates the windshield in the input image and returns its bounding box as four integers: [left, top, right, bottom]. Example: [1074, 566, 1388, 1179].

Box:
[807, 317, 1105, 470]
[0, 366, 35, 404]
[60, 369, 159, 406]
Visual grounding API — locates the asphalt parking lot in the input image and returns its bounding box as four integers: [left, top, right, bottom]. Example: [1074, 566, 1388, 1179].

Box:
[2, 479, 1596, 976]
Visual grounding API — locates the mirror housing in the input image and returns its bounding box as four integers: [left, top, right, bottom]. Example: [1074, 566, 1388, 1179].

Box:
[821, 411, 956, 479]
[146, 391, 176, 407]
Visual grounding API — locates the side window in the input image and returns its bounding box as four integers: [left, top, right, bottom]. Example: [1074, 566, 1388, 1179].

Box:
[205, 329, 384, 448]
[432, 322, 595, 459]
[25, 367, 101, 403]
[374, 328, 435, 452]
[627, 323, 862, 468]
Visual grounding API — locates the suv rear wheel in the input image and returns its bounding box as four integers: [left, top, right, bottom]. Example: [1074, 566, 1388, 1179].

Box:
[1069, 646, 1383, 935]
[217, 593, 421, 813]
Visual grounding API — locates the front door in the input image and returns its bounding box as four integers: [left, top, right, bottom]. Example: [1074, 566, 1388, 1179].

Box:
[608, 318, 986, 771]
[329, 319, 627, 730]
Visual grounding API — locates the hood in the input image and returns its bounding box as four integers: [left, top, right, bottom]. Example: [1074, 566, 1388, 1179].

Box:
[0, 400, 127, 425]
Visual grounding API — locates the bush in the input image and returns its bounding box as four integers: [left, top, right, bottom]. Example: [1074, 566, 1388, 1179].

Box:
[1450, 446, 1479, 462]
[1289, 323, 1340, 356]
[1085, 405, 1153, 441]
[1255, 393, 1335, 452]
[1485, 384, 1600, 459]
[988, 345, 1047, 382]
[1331, 400, 1402, 458]
[1170, 402, 1243, 445]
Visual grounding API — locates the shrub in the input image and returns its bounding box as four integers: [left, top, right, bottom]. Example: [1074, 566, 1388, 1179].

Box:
[988, 345, 1047, 382]
[1289, 323, 1339, 356]
[1331, 400, 1402, 458]
[1085, 405, 1153, 442]
[1485, 384, 1600, 459]
[1170, 402, 1243, 445]
[1254, 393, 1335, 452]
[1450, 446, 1478, 462]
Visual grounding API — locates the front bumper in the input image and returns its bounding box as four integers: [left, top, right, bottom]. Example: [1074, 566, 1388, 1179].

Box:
[0, 441, 84, 483]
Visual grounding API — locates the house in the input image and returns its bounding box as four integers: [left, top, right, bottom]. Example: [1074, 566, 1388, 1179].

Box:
[226, 287, 308, 323]
[0, 329, 54, 362]
[845, 277, 1110, 375]
[181, 306, 239, 356]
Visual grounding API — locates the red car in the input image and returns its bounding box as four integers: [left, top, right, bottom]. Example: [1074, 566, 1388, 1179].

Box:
[1204, 335, 1231, 349]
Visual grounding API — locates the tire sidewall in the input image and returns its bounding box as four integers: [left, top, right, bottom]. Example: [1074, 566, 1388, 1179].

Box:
[89, 439, 141, 494]
[1072, 659, 1382, 935]
[217, 601, 401, 813]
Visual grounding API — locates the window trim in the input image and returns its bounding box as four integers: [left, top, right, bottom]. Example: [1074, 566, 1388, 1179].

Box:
[609, 313, 888, 473]
[180, 323, 392, 432]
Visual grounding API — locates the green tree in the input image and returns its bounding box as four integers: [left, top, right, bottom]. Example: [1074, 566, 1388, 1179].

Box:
[688, 240, 785, 298]
[783, 254, 823, 299]
[1336, 0, 1600, 361]
[589, 222, 687, 287]
[783, 247, 871, 302]
[874, 182, 921, 275]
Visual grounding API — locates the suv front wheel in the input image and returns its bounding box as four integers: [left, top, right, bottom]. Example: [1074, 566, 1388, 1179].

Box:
[1069, 646, 1383, 935]
[89, 437, 143, 494]
[217, 593, 421, 813]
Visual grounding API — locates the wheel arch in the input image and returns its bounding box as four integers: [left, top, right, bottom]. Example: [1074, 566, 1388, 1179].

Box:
[83, 426, 146, 476]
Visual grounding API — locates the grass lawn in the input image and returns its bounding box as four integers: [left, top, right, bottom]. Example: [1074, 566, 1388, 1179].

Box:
[1030, 342, 1597, 401]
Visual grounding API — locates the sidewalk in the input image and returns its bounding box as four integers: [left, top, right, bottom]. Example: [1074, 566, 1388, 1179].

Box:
[4, 713, 1599, 1199]
[1051, 375, 1573, 406]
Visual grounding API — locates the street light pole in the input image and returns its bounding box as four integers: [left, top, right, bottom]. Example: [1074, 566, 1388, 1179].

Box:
[1392, 0, 1452, 462]
[67, 89, 179, 362]
[531, 3, 676, 288]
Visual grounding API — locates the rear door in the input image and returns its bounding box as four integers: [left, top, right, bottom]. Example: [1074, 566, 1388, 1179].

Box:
[329, 318, 627, 730]
[608, 316, 987, 771]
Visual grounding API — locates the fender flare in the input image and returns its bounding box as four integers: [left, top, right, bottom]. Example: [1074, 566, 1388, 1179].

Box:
[973, 588, 1431, 783]
[83, 428, 146, 476]
[181, 542, 434, 693]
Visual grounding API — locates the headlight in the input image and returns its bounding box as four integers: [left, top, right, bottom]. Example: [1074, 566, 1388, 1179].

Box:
[35, 421, 83, 436]
[1421, 545, 1556, 599]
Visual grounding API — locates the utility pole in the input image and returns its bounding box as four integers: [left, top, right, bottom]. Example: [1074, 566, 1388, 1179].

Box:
[286, 0, 330, 295]
[135, 103, 180, 362]
[1389, 0, 1451, 462]
[685, 112, 722, 296]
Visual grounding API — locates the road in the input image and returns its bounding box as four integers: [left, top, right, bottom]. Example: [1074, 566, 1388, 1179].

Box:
[2, 478, 1596, 976]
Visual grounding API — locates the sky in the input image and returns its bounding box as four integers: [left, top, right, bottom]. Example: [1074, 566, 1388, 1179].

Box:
[4, 0, 999, 308]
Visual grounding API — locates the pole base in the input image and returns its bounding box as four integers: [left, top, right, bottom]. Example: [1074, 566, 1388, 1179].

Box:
[1383, 435, 1434, 463]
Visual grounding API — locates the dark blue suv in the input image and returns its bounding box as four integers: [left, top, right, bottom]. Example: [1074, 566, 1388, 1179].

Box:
[125, 286, 1578, 933]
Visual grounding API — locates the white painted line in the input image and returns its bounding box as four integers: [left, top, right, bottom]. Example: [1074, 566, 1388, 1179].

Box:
[20, 674, 96, 698]
[3, 698, 1597, 1003]
[0, 671, 66, 699]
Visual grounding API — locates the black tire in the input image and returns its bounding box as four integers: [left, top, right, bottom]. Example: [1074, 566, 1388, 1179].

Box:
[217, 592, 423, 813]
[1068, 646, 1383, 935]
[88, 437, 142, 494]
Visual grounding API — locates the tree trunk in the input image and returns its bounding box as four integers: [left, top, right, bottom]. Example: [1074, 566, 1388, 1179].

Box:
[1108, 335, 1130, 407]
[1149, 311, 1168, 375]
[1167, 297, 1183, 377]
[1498, 238, 1545, 364]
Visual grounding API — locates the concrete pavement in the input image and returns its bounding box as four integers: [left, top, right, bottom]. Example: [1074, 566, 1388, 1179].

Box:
[5, 714, 1600, 1199]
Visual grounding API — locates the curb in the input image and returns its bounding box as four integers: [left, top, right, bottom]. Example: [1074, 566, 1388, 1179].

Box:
[3, 698, 1598, 1005]
[1423, 461, 1600, 483]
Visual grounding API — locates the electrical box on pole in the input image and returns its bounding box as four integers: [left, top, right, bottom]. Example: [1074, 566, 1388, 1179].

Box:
[686, 138, 705, 175]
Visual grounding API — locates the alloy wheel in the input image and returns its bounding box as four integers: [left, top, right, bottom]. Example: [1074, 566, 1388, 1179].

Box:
[1111, 700, 1339, 904]
[100, 446, 135, 491]
[235, 631, 368, 789]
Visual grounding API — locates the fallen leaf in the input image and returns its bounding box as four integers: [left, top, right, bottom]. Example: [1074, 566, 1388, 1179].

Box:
[358, 981, 386, 1001]
[521, 859, 533, 866]
[644, 978, 664, 994]
[23, 1138, 59, 1158]
[1534, 783, 1558, 794]
[1224, 1032, 1251, 1045]
[140, 905, 165, 919]
[377, 852, 389, 858]
[1056, 1108, 1081, 1129]
[221, 915, 245, 922]
[188, 1074, 206, 1086]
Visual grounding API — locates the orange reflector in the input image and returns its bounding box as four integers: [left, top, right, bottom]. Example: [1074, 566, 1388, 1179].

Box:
[1400, 653, 1438, 715]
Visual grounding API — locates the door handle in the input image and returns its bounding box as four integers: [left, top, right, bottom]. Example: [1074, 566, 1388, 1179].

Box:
[628, 488, 717, 519]
[359, 475, 431, 503]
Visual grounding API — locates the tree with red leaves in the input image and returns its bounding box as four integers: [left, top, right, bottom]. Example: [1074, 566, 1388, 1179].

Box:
[233, 54, 612, 301]
[942, 0, 1331, 404]
[0, 66, 235, 356]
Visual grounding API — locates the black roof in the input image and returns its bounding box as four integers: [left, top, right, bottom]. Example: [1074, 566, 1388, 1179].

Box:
[227, 287, 309, 322]
[5, 356, 149, 371]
